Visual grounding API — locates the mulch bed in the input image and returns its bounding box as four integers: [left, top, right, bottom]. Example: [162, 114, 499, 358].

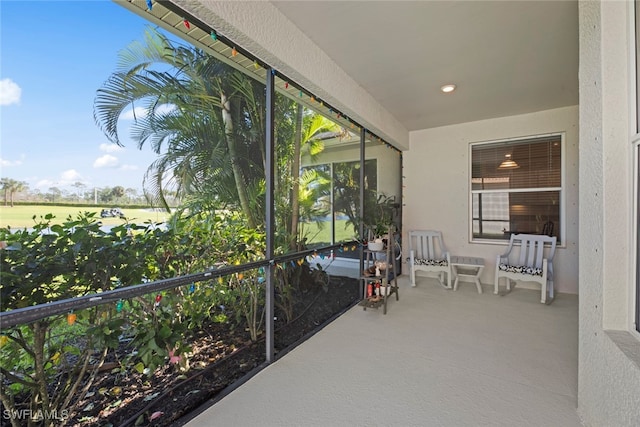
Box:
[56, 275, 360, 426]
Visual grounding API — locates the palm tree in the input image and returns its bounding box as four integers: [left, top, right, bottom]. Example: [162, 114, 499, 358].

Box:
[94, 27, 343, 251]
[0, 178, 28, 207]
[94, 27, 264, 227]
[0, 178, 9, 206]
[285, 112, 340, 249]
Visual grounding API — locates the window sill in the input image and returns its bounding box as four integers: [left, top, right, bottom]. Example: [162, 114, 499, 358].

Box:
[470, 238, 567, 249]
[605, 330, 640, 370]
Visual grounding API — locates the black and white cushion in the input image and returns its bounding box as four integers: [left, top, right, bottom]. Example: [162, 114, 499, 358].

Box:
[498, 263, 543, 277]
[411, 258, 449, 267]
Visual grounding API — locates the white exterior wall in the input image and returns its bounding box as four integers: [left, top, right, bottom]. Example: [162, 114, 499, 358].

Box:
[578, 1, 640, 425]
[405, 106, 579, 295]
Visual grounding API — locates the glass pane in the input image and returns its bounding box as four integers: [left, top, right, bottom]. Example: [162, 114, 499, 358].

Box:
[473, 190, 560, 241]
[472, 192, 510, 239]
[472, 135, 562, 190]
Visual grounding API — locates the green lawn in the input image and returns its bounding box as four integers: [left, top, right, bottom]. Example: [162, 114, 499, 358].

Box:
[0, 205, 170, 229]
[302, 219, 358, 245]
[0, 206, 359, 244]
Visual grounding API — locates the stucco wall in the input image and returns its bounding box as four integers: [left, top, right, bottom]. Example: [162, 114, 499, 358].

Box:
[578, 1, 640, 425]
[405, 106, 579, 295]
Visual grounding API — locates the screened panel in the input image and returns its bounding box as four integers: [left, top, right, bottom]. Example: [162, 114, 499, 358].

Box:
[362, 132, 401, 240]
[333, 159, 376, 242]
[276, 88, 363, 250]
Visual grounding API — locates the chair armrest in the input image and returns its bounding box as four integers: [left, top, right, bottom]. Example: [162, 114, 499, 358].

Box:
[498, 247, 511, 258]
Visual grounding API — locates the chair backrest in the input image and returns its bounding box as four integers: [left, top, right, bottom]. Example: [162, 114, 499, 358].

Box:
[506, 234, 557, 268]
[408, 230, 448, 260]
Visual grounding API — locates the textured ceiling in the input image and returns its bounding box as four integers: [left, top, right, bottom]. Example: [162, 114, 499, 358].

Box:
[271, 1, 579, 131]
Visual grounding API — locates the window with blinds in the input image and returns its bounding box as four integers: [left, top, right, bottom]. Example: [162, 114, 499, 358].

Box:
[470, 134, 562, 242]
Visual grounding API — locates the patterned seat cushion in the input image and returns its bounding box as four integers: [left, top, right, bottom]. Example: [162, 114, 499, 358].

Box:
[412, 258, 448, 267]
[498, 263, 543, 277]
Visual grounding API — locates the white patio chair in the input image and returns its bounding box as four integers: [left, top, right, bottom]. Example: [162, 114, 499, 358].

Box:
[408, 230, 452, 288]
[494, 233, 557, 303]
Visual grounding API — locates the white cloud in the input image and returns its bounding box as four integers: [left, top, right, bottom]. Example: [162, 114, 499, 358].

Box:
[0, 157, 23, 167]
[156, 104, 176, 115]
[121, 103, 176, 120]
[35, 179, 55, 190]
[93, 154, 119, 168]
[120, 164, 139, 171]
[60, 169, 82, 182]
[99, 143, 123, 153]
[0, 78, 21, 106]
[121, 106, 148, 120]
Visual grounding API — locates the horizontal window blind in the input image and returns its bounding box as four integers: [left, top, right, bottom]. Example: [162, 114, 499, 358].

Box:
[472, 136, 561, 191]
[471, 134, 562, 242]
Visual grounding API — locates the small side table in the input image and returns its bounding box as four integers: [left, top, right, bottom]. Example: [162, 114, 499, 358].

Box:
[450, 256, 485, 294]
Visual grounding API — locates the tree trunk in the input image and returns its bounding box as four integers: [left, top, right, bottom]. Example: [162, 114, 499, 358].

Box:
[289, 104, 303, 250]
[220, 90, 256, 229]
[32, 321, 53, 426]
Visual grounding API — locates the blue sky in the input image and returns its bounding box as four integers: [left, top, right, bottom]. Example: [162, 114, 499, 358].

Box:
[1, 0, 167, 194]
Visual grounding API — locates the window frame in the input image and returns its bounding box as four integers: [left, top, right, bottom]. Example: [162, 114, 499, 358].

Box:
[631, 0, 640, 336]
[469, 133, 565, 246]
[634, 142, 639, 335]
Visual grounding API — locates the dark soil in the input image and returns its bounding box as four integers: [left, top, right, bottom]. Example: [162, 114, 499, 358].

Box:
[59, 275, 360, 427]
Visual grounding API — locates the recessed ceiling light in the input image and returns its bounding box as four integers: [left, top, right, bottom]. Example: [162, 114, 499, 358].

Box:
[441, 84, 456, 93]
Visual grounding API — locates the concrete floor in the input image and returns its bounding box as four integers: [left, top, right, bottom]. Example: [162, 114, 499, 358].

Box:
[186, 275, 582, 427]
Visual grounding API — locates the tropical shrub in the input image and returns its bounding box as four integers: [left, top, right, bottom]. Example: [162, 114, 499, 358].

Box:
[0, 213, 156, 426]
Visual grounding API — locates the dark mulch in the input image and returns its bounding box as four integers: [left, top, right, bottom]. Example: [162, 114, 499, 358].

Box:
[57, 275, 360, 427]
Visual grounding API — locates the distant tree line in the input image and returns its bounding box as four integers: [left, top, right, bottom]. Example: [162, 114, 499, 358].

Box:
[0, 178, 169, 207]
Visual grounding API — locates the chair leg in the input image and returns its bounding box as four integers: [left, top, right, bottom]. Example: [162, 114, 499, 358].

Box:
[410, 251, 416, 287]
[541, 279, 547, 304]
[494, 276, 500, 295]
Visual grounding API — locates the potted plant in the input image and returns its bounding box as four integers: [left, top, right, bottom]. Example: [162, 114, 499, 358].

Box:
[364, 193, 398, 250]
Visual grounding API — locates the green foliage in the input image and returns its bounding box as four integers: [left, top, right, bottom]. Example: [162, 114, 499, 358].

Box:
[0, 201, 335, 424]
[0, 306, 119, 427]
[364, 193, 398, 239]
[168, 208, 268, 341]
[0, 212, 156, 310]
[124, 294, 190, 373]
